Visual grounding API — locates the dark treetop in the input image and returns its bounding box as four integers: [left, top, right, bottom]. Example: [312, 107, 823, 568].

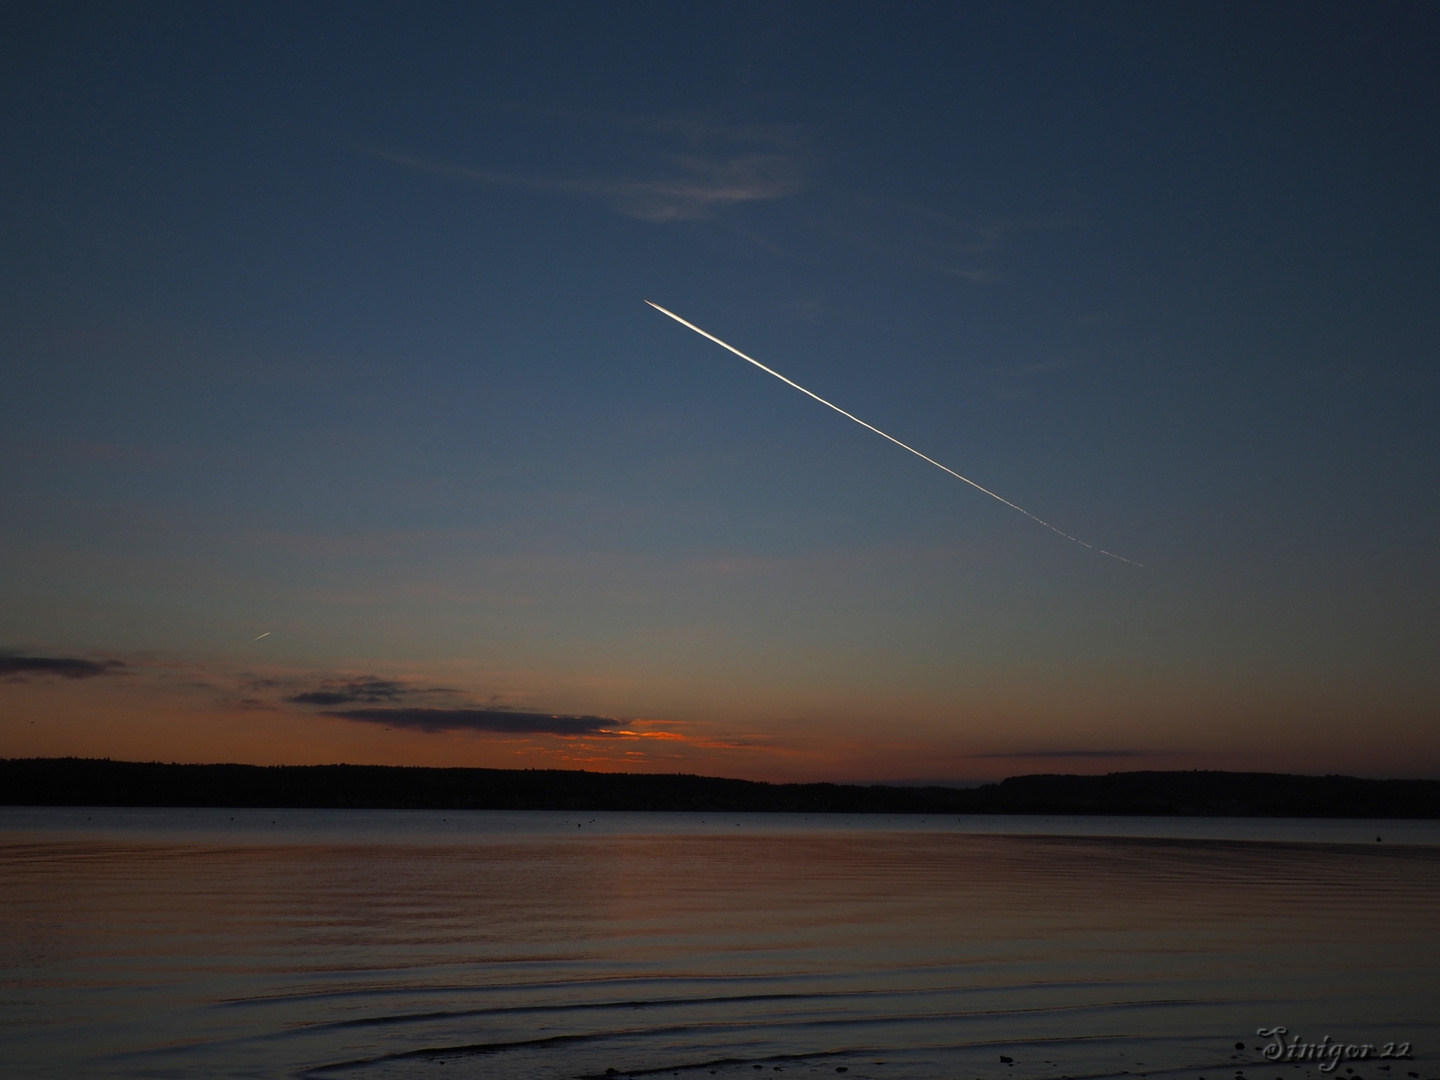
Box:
[3, 759, 1440, 817]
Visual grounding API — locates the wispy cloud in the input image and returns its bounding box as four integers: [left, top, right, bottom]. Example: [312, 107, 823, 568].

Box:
[987, 353, 1096, 400]
[505, 107, 805, 150]
[936, 266, 1000, 284]
[326, 707, 617, 736]
[377, 149, 806, 222]
[820, 197, 1013, 283]
[372, 109, 810, 223]
[0, 654, 125, 680]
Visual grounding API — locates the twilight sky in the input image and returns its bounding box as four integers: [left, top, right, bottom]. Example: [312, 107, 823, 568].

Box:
[2, 2, 1437, 781]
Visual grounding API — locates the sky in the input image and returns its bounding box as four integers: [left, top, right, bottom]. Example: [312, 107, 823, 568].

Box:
[2, 1, 1437, 782]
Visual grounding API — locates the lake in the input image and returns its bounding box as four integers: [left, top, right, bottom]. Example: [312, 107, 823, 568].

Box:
[2, 808, 1437, 1079]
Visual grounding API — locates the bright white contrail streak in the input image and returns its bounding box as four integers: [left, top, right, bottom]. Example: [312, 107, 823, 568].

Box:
[252, 632, 271, 641]
[645, 300, 1139, 566]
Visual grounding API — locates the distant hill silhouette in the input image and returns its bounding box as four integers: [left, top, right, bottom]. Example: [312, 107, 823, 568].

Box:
[3, 759, 1439, 817]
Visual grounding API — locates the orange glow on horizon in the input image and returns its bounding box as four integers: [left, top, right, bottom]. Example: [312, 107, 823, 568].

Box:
[2, 651, 1439, 783]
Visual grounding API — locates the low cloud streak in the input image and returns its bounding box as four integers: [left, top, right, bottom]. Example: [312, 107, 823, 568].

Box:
[0, 655, 125, 680]
[287, 677, 407, 706]
[972, 749, 1149, 759]
[327, 707, 616, 736]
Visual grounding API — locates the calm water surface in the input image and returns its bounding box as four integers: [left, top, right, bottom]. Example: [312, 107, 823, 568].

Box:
[2, 809, 1437, 1080]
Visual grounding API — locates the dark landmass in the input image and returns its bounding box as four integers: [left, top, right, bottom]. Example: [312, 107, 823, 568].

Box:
[3, 758, 1440, 817]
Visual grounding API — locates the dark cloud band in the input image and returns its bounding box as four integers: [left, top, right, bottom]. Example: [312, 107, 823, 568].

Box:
[0, 655, 124, 679]
[287, 678, 406, 706]
[325, 707, 614, 735]
[973, 749, 1147, 759]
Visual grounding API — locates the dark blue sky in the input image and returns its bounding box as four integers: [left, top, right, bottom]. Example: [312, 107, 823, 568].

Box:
[2, 2, 1437, 779]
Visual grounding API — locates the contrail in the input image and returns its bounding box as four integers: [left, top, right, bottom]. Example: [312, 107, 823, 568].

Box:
[252, 632, 271, 641]
[645, 300, 1139, 565]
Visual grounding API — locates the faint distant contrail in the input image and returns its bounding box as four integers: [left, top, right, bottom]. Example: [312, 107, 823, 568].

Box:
[645, 300, 1139, 565]
[252, 632, 271, 641]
